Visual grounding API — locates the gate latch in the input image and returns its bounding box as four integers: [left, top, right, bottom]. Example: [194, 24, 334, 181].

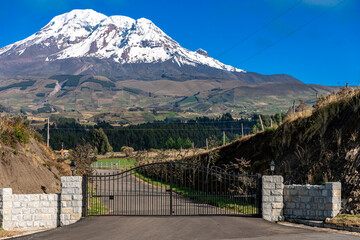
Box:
[166, 189, 171, 193]
[109, 195, 114, 200]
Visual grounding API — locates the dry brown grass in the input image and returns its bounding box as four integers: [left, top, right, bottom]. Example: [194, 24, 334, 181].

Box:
[283, 109, 313, 123]
[327, 214, 360, 228]
[283, 87, 360, 125]
[0, 227, 25, 238]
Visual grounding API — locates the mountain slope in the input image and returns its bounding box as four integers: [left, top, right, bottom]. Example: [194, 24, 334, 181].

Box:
[0, 9, 299, 84]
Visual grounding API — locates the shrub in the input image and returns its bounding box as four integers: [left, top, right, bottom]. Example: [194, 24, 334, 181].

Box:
[121, 146, 134, 157]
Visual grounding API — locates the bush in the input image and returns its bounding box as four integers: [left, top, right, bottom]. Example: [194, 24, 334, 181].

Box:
[121, 146, 134, 157]
[0, 116, 32, 145]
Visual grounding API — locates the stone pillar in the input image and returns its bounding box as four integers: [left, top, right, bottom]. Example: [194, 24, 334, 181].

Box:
[325, 182, 341, 218]
[0, 188, 13, 230]
[262, 175, 284, 222]
[60, 176, 82, 226]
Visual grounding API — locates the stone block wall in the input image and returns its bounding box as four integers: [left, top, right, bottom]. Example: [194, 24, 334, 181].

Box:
[283, 182, 341, 220]
[60, 176, 82, 226]
[7, 194, 59, 230]
[262, 176, 284, 221]
[0, 176, 83, 230]
[262, 176, 341, 222]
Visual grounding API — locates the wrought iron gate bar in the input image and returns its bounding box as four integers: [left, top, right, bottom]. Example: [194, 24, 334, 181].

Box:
[84, 161, 261, 217]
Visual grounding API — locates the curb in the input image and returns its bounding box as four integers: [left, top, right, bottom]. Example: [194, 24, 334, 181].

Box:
[286, 218, 360, 233]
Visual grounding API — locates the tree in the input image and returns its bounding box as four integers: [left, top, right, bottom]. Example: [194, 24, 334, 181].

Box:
[71, 142, 97, 175]
[165, 137, 176, 149]
[92, 128, 113, 155]
[183, 138, 192, 149]
[176, 137, 183, 149]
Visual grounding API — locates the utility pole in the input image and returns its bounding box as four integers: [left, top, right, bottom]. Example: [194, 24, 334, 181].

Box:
[270, 119, 273, 128]
[206, 138, 208, 150]
[47, 117, 50, 148]
[241, 123, 244, 137]
[258, 115, 265, 131]
[293, 100, 296, 114]
[223, 131, 226, 145]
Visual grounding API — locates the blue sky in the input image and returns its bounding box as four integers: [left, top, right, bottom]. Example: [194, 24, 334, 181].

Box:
[1, 0, 359, 86]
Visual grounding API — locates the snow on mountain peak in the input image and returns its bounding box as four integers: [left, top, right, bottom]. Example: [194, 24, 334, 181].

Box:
[0, 9, 244, 73]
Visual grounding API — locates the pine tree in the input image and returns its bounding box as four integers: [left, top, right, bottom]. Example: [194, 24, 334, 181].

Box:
[165, 137, 176, 149]
[183, 138, 192, 149]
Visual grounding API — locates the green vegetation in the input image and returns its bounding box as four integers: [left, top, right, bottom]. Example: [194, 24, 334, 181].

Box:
[0, 116, 34, 146]
[0, 80, 36, 91]
[45, 83, 56, 88]
[82, 77, 115, 88]
[37, 105, 52, 113]
[49, 74, 83, 87]
[87, 185, 109, 215]
[92, 128, 113, 154]
[40, 113, 264, 151]
[122, 87, 142, 95]
[92, 158, 136, 169]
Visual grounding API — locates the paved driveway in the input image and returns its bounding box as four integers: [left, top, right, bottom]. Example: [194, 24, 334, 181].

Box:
[13, 216, 359, 240]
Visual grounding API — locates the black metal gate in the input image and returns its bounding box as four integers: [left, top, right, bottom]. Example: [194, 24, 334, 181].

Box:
[83, 162, 261, 217]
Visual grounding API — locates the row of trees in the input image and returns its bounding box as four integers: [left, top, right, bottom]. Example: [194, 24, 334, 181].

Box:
[40, 113, 276, 151]
[165, 137, 192, 149]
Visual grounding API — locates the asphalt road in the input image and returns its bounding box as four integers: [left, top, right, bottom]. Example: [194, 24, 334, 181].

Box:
[13, 216, 360, 240]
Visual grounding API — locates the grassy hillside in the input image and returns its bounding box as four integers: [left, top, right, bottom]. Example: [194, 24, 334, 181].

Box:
[191, 87, 360, 214]
[0, 116, 70, 193]
[0, 75, 337, 124]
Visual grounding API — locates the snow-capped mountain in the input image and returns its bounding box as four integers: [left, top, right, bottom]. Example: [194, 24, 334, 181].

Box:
[0, 9, 298, 84]
[0, 10, 241, 70]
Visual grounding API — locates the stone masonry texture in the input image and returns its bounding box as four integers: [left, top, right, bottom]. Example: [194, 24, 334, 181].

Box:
[283, 182, 341, 220]
[262, 175, 284, 222]
[60, 176, 83, 226]
[0, 176, 83, 230]
[262, 176, 341, 222]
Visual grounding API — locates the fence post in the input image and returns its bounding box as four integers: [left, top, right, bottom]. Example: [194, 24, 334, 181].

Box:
[82, 174, 88, 217]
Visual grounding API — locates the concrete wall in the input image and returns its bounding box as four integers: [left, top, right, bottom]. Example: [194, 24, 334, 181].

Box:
[262, 176, 341, 222]
[0, 176, 82, 230]
[283, 183, 341, 220]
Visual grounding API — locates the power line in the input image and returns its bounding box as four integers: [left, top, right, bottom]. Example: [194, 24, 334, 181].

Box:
[239, 0, 347, 65]
[46, 127, 253, 131]
[215, 0, 303, 59]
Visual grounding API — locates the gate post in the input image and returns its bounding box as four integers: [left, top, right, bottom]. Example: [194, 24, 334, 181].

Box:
[169, 162, 173, 216]
[262, 175, 284, 222]
[60, 176, 83, 226]
[257, 173, 262, 216]
[82, 174, 88, 217]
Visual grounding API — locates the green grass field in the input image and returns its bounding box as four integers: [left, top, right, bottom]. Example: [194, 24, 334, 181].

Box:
[92, 158, 136, 169]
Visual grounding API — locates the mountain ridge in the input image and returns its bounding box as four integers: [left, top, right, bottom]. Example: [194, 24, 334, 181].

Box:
[0, 9, 301, 86]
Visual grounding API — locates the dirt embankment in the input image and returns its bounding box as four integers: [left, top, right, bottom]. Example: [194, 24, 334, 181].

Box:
[0, 117, 70, 193]
[193, 88, 360, 214]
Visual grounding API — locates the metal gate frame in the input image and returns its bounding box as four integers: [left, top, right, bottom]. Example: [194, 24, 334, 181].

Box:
[82, 162, 262, 217]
